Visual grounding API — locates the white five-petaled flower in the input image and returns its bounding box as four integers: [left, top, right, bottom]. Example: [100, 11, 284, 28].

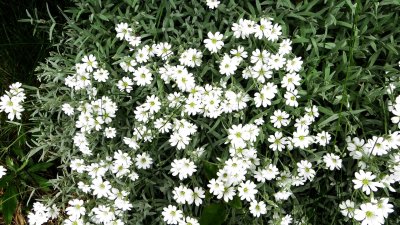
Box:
[354, 203, 384, 225]
[162, 205, 183, 225]
[249, 200, 267, 217]
[323, 153, 342, 170]
[238, 180, 258, 202]
[115, 22, 132, 41]
[352, 170, 383, 195]
[204, 32, 224, 53]
[339, 200, 355, 218]
[135, 152, 153, 169]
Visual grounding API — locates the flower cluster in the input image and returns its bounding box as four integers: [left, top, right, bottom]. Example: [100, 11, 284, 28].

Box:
[336, 80, 400, 224]
[0, 82, 25, 120]
[27, 202, 59, 225]
[340, 198, 393, 225]
[23, 7, 400, 225]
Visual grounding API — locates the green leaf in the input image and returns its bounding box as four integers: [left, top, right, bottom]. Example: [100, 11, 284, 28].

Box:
[27, 162, 53, 173]
[203, 161, 218, 180]
[228, 195, 242, 209]
[2, 186, 18, 225]
[199, 203, 226, 225]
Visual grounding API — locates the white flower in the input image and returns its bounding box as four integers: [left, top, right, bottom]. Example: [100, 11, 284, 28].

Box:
[155, 42, 173, 60]
[180, 48, 202, 67]
[365, 136, 390, 156]
[250, 49, 269, 65]
[154, 118, 172, 133]
[230, 46, 248, 62]
[70, 159, 86, 173]
[270, 110, 290, 128]
[162, 205, 183, 225]
[297, 160, 315, 181]
[207, 178, 224, 196]
[254, 117, 264, 125]
[179, 217, 200, 225]
[129, 171, 139, 181]
[62, 103, 74, 116]
[173, 184, 192, 204]
[93, 68, 109, 82]
[27, 212, 49, 225]
[170, 158, 197, 180]
[136, 46, 150, 63]
[113, 150, 132, 166]
[294, 116, 311, 131]
[268, 131, 287, 151]
[133, 66, 153, 86]
[254, 83, 277, 107]
[280, 214, 293, 225]
[66, 199, 85, 220]
[77, 181, 91, 193]
[238, 180, 257, 202]
[281, 72, 301, 91]
[92, 205, 115, 223]
[47, 205, 59, 219]
[104, 127, 117, 138]
[286, 57, 303, 72]
[315, 131, 331, 146]
[0, 165, 7, 178]
[27, 202, 54, 225]
[123, 136, 139, 150]
[174, 70, 196, 92]
[117, 77, 133, 93]
[232, 19, 255, 39]
[169, 132, 191, 150]
[82, 54, 98, 72]
[254, 18, 273, 39]
[268, 23, 282, 42]
[115, 22, 132, 41]
[269, 54, 286, 70]
[284, 90, 299, 107]
[249, 200, 267, 217]
[354, 203, 384, 225]
[0, 95, 24, 120]
[292, 128, 313, 149]
[374, 198, 394, 218]
[219, 54, 240, 76]
[192, 187, 205, 206]
[128, 35, 141, 47]
[63, 218, 84, 225]
[274, 190, 292, 201]
[135, 152, 153, 169]
[144, 95, 161, 114]
[227, 124, 250, 148]
[347, 137, 366, 159]
[204, 32, 224, 53]
[352, 170, 383, 195]
[339, 200, 355, 218]
[205, 0, 220, 9]
[323, 153, 342, 170]
[91, 177, 112, 198]
[279, 39, 292, 55]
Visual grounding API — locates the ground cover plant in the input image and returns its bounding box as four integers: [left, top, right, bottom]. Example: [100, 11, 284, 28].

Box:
[1, 0, 400, 224]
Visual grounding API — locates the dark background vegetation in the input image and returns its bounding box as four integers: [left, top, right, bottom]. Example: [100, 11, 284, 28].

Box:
[0, 1, 71, 224]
